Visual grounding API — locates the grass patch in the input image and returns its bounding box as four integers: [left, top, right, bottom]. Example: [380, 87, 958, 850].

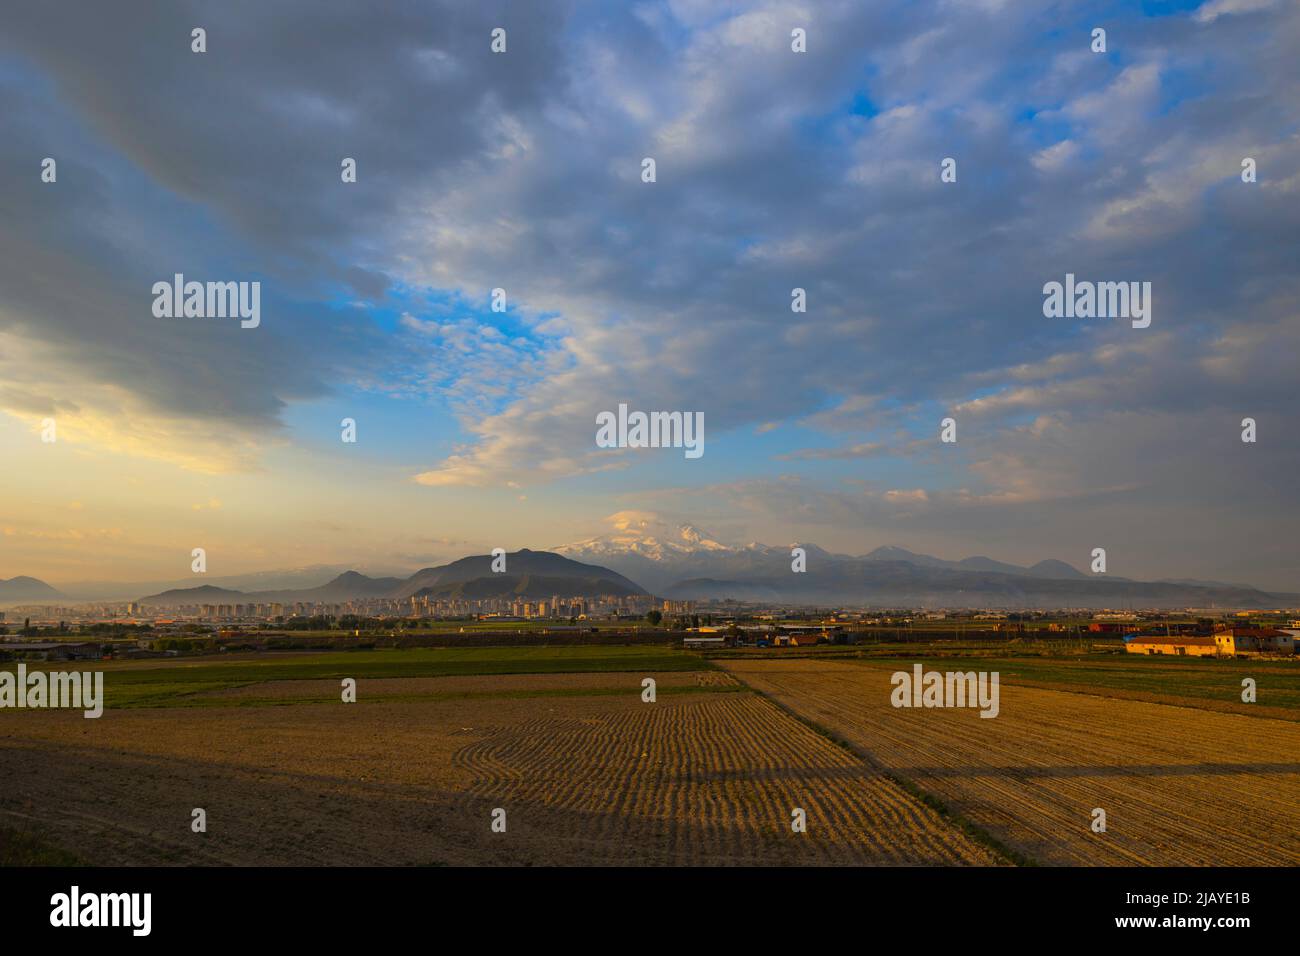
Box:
[0, 824, 82, 866]
[2, 646, 713, 709]
[848, 655, 1300, 716]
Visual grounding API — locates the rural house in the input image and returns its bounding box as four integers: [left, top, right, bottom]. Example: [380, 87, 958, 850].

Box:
[1123, 635, 1219, 657]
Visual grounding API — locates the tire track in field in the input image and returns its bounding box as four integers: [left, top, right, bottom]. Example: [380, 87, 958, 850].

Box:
[451, 691, 1003, 865]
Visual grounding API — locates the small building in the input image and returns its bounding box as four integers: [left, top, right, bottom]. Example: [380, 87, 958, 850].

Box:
[1213, 627, 1295, 658]
[682, 635, 725, 649]
[1123, 635, 1219, 657]
[0, 641, 102, 661]
[777, 624, 841, 640]
[790, 633, 824, 647]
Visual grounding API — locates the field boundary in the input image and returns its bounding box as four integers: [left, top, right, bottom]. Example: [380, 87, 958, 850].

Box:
[990, 678, 1300, 724]
[832, 655, 1300, 724]
[128, 682, 751, 709]
[728, 673, 1037, 867]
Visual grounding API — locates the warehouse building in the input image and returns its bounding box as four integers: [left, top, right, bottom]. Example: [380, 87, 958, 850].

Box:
[1123, 635, 1220, 657]
[1213, 627, 1295, 658]
[0, 641, 102, 661]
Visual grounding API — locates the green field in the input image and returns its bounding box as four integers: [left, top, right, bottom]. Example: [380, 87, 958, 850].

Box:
[2, 645, 713, 708]
[705, 641, 1300, 716]
[10, 641, 1296, 715]
[847, 653, 1300, 716]
[0, 825, 82, 866]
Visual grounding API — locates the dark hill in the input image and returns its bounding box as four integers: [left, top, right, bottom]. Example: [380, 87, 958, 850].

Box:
[414, 572, 644, 601]
[138, 584, 245, 605]
[396, 549, 645, 598]
[0, 576, 64, 602]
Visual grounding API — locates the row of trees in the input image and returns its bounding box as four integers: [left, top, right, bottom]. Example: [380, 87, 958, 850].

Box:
[16, 620, 160, 638]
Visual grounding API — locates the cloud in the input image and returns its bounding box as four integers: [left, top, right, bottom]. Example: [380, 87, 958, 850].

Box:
[2, 0, 1298, 586]
[779, 441, 888, 461]
[1193, 0, 1278, 25]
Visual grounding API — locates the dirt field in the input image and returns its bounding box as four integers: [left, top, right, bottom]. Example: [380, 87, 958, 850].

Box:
[0, 672, 999, 866]
[721, 658, 1300, 866]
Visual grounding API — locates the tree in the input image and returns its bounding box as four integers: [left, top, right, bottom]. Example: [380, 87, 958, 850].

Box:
[645, 610, 663, 626]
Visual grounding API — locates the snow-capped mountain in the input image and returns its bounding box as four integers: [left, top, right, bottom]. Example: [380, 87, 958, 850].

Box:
[552, 513, 1295, 608]
[557, 516, 731, 563]
[553, 513, 754, 591]
[554, 512, 1066, 590]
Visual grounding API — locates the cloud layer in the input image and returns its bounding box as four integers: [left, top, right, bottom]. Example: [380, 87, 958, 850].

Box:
[2, 0, 1298, 586]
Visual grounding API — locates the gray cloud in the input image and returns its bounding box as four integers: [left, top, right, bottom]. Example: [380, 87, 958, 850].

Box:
[1, 0, 1298, 582]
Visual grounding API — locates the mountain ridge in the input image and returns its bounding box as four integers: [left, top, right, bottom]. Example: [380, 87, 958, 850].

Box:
[136, 550, 645, 605]
[0, 575, 65, 603]
[12, 533, 1296, 611]
[554, 524, 1297, 609]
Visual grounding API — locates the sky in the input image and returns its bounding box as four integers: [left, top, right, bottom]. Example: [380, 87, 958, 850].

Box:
[1, 0, 1298, 590]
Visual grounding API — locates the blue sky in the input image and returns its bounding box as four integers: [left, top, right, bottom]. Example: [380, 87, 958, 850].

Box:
[1, 0, 1298, 588]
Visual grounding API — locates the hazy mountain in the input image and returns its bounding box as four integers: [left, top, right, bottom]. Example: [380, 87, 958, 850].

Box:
[663, 559, 1294, 609]
[251, 570, 406, 603]
[60, 535, 1300, 611]
[954, 555, 1032, 575]
[59, 565, 385, 602]
[135, 552, 645, 606]
[858, 546, 951, 569]
[0, 576, 64, 602]
[137, 571, 405, 606]
[138, 584, 246, 605]
[316, 570, 406, 598]
[1027, 559, 1089, 580]
[860, 547, 1093, 579]
[557, 527, 1099, 593]
[1157, 577, 1245, 588]
[413, 572, 644, 601]
[398, 549, 646, 598]
[555, 523, 1295, 608]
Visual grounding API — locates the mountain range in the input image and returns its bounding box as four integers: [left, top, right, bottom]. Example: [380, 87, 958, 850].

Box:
[553, 526, 1095, 593]
[554, 524, 1298, 609]
[5, 530, 1296, 610]
[135, 550, 645, 606]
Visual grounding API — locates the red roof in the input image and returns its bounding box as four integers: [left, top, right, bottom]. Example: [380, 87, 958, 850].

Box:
[1126, 635, 1217, 647]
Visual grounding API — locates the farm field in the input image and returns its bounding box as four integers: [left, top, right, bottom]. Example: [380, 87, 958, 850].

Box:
[0, 649, 1001, 866]
[712, 647, 1300, 720]
[961, 654, 1300, 720]
[0, 645, 708, 708]
[721, 658, 1300, 866]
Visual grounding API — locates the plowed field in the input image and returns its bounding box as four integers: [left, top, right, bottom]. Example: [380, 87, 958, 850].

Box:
[0, 673, 999, 866]
[721, 658, 1300, 866]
